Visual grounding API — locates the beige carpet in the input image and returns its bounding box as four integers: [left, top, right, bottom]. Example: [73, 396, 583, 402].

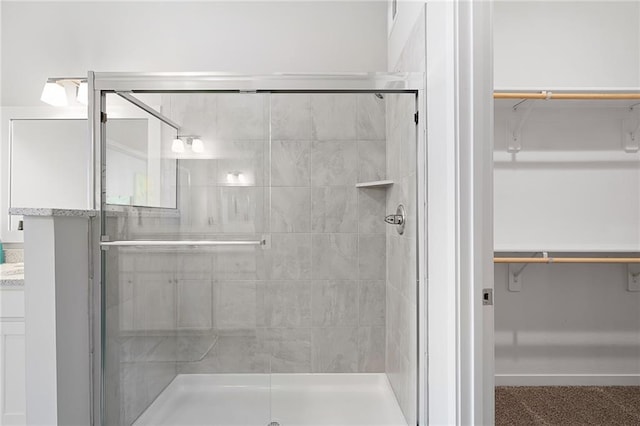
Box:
[496, 386, 640, 425]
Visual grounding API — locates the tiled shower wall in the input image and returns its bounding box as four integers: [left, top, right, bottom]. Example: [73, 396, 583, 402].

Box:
[174, 93, 388, 375]
[386, 8, 425, 426]
[385, 93, 418, 426]
[104, 92, 389, 424]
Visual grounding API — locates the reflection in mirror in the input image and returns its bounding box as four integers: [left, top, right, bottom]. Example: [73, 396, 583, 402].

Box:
[105, 93, 177, 209]
[106, 119, 149, 205]
[9, 111, 178, 236]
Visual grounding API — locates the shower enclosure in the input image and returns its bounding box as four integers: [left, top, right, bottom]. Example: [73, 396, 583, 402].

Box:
[91, 73, 424, 426]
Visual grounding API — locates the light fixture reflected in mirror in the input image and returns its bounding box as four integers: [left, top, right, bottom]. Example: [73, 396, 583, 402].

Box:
[226, 171, 245, 184]
[171, 138, 185, 153]
[172, 135, 204, 154]
[191, 138, 204, 153]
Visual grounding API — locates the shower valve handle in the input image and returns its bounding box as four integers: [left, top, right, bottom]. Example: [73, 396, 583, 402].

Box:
[385, 204, 406, 235]
[384, 214, 404, 225]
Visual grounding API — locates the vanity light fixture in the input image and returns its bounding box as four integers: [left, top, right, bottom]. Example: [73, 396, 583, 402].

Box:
[191, 138, 204, 153]
[40, 81, 68, 106]
[171, 135, 204, 153]
[76, 82, 88, 105]
[40, 77, 88, 106]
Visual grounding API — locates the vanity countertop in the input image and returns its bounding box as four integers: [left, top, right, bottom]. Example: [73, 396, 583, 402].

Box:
[9, 207, 97, 217]
[0, 262, 24, 287]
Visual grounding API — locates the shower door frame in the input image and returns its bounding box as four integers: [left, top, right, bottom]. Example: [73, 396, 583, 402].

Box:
[88, 72, 427, 426]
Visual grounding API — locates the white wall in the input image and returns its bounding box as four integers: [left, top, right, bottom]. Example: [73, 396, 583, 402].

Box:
[1, 1, 387, 107]
[387, 0, 425, 70]
[494, 1, 640, 89]
[494, 1, 640, 386]
[493, 102, 640, 384]
[0, 0, 388, 242]
[494, 102, 640, 252]
[11, 119, 88, 211]
[495, 262, 640, 385]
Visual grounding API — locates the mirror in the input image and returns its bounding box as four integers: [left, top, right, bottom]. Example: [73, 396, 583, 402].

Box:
[105, 118, 152, 206]
[8, 114, 178, 237]
[104, 94, 178, 209]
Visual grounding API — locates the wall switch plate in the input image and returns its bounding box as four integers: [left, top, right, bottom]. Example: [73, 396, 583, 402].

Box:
[482, 288, 493, 306]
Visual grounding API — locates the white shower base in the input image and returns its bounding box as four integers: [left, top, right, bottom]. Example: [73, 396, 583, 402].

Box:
[134, 373, 407, 426]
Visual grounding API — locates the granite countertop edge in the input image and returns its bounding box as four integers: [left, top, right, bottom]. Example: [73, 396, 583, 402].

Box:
[9, 208, 97, 217]
[0, 278, 24, 288]
[0, 263, 24, 288]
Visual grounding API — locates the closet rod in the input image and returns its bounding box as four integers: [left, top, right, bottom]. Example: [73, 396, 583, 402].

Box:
[494, 257, 640, 264]
[494, 92, 640, 100]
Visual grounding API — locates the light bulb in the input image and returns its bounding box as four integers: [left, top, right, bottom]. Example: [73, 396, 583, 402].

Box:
[76, 82, 88, 105]
[237, 172, 245, 183]
[40, 82, 68, 106]
[226, 172, 234, 183]
[191, 138, 204, 153]
[171, 138, 185, 153]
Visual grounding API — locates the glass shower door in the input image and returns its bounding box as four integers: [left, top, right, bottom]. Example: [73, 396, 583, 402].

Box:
[101, 92, 272, 425]
[98, 83, 421, 426]
[264, 92, 418, 426]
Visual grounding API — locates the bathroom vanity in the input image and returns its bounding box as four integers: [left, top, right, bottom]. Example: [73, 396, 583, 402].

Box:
[9, 208, 94, 426]
[0, 261, 25, 425]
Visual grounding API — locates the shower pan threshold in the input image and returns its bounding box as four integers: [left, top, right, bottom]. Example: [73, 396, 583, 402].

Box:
[133, 373, 408, 426]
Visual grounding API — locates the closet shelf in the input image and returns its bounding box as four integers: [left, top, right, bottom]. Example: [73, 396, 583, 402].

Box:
[494, 90, 640, 100]
[355, 180, 394, 188]
[494, 90, 640, 110]
[494, 249, 640, 264]
[494, 247, 640, 253]
[494, 256, 640, 264]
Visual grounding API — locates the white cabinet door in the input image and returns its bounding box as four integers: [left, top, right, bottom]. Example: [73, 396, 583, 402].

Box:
[0, 321, 25, 425]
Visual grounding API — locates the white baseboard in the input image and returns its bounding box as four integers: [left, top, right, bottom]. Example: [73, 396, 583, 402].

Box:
[495, 374, 640, 386]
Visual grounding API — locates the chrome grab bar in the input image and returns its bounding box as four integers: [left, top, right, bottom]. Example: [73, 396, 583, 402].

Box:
[100, 239, 264, 248]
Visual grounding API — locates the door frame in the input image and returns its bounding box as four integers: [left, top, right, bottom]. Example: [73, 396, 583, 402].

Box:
[425, 1, 495, 425]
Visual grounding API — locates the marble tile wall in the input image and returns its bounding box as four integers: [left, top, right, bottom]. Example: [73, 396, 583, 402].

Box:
[103, 92, 388, 424]
[175, 93, 388, 376]
[103, 223, 181, 425]
[385, 8, 425, 426]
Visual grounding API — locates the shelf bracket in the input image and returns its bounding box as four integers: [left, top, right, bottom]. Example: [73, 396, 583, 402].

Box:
[507, 252, 548, 291]
[508, 264, 524, 292]
[622, 105, 640, 153]
[628, 264, 640, 292]
[506, 99, 537, 153]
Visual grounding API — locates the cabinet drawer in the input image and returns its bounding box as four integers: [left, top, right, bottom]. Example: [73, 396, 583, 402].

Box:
[0, 290, 25, 319]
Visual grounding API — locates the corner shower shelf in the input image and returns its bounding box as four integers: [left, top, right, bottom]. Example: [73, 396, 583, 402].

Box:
[355, 180, 394, 188]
